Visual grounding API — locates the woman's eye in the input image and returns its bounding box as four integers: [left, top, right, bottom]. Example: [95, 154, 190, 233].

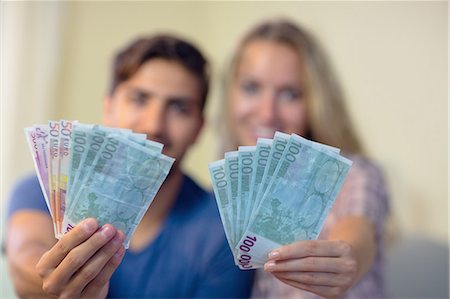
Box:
[279, 88, 302, 102]
[240, 81, 259, 95]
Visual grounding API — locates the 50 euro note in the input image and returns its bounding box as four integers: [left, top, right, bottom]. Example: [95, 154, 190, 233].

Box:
[57, 120, 77, 238]
[62, 134, 174, 248]
[235, 134, 352, 269]
[48, 120, 61, 237]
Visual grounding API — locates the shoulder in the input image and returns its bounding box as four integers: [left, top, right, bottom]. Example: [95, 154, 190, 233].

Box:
[332, 155, 389, 227]
[348, 155, 386, 182]
[11, 174, 42, 196]
[342, 154, 388, 198]
[7, 174, 49, 219]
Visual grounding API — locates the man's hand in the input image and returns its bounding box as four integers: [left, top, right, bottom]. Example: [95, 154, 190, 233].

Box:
[264, 240, 357, 299]
[36, 218, 125, 298]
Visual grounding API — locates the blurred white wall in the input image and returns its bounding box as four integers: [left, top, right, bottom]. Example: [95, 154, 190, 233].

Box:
[1, 2, 448, 298]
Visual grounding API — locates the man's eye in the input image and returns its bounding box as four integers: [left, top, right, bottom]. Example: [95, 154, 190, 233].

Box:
[170, 102, 189, 114]
[129, 93, 148, 106]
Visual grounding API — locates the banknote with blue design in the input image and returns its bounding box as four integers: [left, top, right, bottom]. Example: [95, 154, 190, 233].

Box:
[209, 132, 351, 270]
[25, 120, 174, 248]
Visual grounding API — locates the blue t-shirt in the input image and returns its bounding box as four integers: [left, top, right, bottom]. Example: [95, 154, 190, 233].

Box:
[7, 174, 254, 298]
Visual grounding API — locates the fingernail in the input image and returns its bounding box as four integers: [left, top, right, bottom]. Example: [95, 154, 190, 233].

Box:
[268, 250, 280, 259]
[112, 231, 125, 245]
[264, 261, 276, 272]
[114, 246, 125, 258]
[100, 225, 115, 238]
[83, 218, 97, 233]
[117, 231, 125, 242]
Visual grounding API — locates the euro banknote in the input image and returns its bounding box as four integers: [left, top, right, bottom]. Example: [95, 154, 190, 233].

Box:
[25, 121, 174, 248]
[209, 132, 352, 270]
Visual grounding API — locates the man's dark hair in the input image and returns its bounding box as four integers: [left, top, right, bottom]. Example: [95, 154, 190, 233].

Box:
[110, 34, 210, 110]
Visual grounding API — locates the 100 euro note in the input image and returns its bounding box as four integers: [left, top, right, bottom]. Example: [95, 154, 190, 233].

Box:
[209, 160, 237, 258]
[252, 132, 290, 219]
[210, 157, 266, 268]
[67, 125, 146, 205]
[67, 125, 134, 209]
[224, 151, 239, 242]
[236, 146, 266, 266]
[244, 138, 272, 231]
[68, 125, 112, 206]
[62, 134, 174, 248]
[234, 132, 290, 266]
[237, 146, 256, 234]
[66, 123, 93, 213]
[236, 134, 352, 268]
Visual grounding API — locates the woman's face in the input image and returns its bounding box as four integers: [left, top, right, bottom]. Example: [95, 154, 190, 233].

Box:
[229, 40, 309, 146]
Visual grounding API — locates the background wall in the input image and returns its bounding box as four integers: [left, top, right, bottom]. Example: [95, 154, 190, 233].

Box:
[1, 1, 448, 298]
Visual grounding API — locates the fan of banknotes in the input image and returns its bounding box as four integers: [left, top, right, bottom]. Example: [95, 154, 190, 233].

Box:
[209, 132, 352, 270]
[25, 120, 174, 248]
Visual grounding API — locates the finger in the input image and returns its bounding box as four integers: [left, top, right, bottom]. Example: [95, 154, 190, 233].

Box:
[63, 231, 125, 295]
[268, 240, 345, 261]
[37, 218, 98, 271]
[273, 271, 346, 287]
[264, 256, 346, 273]
[82, 244, 126, 298]
[277, 277, 342, 299]
[51, 224, 117, 282]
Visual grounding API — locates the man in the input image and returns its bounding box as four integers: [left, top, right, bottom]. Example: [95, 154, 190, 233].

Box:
[6, 34, 254, 298]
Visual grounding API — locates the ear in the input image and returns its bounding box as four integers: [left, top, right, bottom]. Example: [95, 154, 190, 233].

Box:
[102, 95, 114, 126]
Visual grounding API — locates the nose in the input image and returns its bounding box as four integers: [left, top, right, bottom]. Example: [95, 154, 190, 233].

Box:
[258, 91, 277, 125]
[141, 99, 165, 138]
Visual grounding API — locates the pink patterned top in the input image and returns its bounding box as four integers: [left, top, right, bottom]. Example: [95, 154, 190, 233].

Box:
[251, 155, 390, 299]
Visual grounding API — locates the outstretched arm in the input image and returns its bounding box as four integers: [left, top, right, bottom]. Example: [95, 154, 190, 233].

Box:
[7, 211, 55, 298]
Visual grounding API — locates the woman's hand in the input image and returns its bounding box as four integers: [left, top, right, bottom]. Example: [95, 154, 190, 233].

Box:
[264, 240, 358, 299]
[36, 218, 126, 298]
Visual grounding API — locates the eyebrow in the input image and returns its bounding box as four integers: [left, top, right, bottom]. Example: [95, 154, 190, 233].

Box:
[236, 72, 257, 79]
[127, 87, 153, 98]
[278, 84, 303, 90]
[166, 95, 198, 106]
[127, 86, 199, 105]
[236, 74, 303, 89]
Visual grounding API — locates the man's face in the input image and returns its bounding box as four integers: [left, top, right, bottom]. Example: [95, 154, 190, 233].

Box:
[103, 58, 204, 167]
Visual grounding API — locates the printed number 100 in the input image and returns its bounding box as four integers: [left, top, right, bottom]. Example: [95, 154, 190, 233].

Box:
[238, 236, 256, 269]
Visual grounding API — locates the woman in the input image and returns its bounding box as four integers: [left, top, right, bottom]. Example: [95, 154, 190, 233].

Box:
[221, 19, 389, 298]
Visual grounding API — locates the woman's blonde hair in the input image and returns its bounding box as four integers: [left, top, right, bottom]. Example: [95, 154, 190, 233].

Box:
[221, 18, 363, 155]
